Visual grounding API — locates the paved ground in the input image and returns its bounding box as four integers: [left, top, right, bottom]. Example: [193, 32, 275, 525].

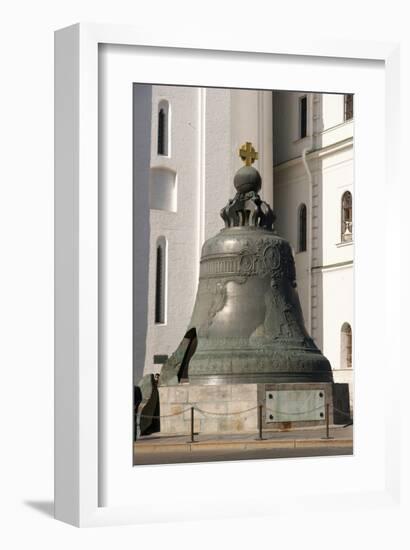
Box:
[134, 445, 353, 465]
[133, 425, 353, 465]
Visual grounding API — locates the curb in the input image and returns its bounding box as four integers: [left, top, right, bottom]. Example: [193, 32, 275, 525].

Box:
[134, 437, 353, 454]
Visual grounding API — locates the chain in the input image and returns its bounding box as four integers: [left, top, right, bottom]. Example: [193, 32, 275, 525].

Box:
[138, 403, 341, 420]
[264, 404, 325, 416]
[138, 408, 192, 420]
[194, 405, 258, 417]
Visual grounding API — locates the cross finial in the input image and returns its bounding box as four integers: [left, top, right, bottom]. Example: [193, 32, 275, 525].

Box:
[239, 142, 258, 166]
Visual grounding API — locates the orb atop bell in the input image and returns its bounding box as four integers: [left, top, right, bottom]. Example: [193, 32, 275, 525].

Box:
[160, 143, 333, 386]
[234, 165, 262, 194]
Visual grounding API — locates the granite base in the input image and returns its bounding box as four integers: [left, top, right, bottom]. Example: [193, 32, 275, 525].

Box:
[158, 382, 350, 435]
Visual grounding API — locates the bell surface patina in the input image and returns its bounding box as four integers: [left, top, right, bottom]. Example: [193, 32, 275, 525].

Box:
[161, 143, 333, 386]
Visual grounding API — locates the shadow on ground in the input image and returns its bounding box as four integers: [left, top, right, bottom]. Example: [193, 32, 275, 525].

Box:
[24, 500, 54, 518]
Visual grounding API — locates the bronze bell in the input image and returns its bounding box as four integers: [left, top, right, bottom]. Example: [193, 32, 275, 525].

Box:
[160, 143, 333, 386]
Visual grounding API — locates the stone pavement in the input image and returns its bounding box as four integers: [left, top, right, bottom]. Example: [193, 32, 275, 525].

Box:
[134, 424, 353, 458]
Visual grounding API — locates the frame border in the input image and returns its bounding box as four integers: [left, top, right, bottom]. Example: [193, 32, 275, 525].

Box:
[54, 22, 402, 527]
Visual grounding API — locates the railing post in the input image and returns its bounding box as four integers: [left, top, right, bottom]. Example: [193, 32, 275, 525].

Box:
[326, 403, 330, 438]
[135, 410, 140, 441]
[190, 406, 195, 443]
[321, 402, 334, 440]
[258, 404, 263, 440]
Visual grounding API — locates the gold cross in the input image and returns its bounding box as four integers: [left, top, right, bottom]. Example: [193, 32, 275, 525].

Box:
[239, 142, 258, 166]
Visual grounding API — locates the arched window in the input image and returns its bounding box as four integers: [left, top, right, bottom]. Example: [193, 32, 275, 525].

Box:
[341, 191, 353, 242]
[157, 100, 170, 156]
[298, 203, 307, 252]
[340, 322, 352, 369]
[154, 237, 167, 324]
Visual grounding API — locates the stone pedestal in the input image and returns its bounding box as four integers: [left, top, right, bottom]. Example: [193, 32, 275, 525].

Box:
[159, 382, 350, 435]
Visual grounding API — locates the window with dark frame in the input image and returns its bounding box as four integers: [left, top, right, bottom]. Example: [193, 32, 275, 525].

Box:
[298, 203, 307, 252]
[155, 244, 165, 324]
[344, 94, 353, 121]
[299, 96, 307, 139]
[157, 108, 167, 155]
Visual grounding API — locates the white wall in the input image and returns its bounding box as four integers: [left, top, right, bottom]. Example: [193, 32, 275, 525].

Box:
[273, 91, 314, 165]
[274, 164, 311, 328]
[273, 91, 354, 385]
[322, 266, 354, 400]
[138, 86, 273, 379]
[321, 147, 354, 266]
[231, 89, 273, 205]
[139, 86, 201, 380]
[322, 93, 344, 130]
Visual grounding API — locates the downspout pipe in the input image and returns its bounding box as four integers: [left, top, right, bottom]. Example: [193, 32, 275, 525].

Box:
[301, 147, 313, 334]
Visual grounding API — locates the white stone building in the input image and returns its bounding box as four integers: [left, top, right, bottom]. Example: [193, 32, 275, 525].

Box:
[133, 85, 273, 385]
[273, 91, 354, 403]
[133, 86, 353, 404]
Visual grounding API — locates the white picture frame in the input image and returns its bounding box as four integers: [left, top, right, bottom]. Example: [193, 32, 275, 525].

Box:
[55, 22, 407, 528]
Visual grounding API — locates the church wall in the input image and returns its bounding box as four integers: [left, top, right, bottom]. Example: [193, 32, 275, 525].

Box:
[273, 91, 314, 166]
[321, 265, 354, 405]
[201, 88, 274, 242]
[203, 88, 233, 242]
[140, 86, 201, 379]
[136, 86, 273, 380]
[274, 150, 354, 364]
[321, 120, 353, 149]
[321, 93, 344, 130]
[133, 84, 153, 385]
[321, 147, 354, 267]
[273, 91, 354, 396]
[321, 265, 353, 368]
[273, 168, 311, 331]
[231, 89, 273, 205]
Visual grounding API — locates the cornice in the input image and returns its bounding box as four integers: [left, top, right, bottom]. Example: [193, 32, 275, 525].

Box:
[274, 136, 353, 174]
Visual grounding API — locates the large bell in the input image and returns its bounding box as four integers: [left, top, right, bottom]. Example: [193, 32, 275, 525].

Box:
[160, 143, 333, 386]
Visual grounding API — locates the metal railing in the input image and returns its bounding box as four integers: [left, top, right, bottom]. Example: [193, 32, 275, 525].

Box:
[135, 402, 352, 442]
